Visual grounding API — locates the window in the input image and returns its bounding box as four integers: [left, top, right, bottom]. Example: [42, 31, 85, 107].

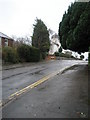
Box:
[5, 38, 8, 46]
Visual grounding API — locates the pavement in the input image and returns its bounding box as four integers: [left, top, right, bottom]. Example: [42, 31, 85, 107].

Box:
[2, 62, 42, 70]
[2, 63, 89, 118]
[2, 60, 59, 70]
[2, 59, 80, 70]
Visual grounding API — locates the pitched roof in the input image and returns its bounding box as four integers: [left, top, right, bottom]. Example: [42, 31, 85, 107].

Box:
[0, 32, 13, 40]
[51, 33, 59, 39]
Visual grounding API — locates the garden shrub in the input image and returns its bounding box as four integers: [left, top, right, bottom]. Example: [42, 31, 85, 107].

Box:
[55, 52, 60, 56]
[41, 52, 47, 60]
[17, 44, 31, 62]
[2, 46, 18, 63]
[2, 44, 40, 64]
[17, 44, 40, 62]
[59, 53, 71, 58]
[29, 47, 40, 62]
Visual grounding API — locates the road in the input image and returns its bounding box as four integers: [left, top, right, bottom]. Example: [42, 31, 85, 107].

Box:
[2, 60, 83, 100]
[1, 60, 88, 118]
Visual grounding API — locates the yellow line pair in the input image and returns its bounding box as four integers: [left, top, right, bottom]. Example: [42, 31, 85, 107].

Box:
[0, 65, 75, 107]
[8, 70, 59, 100]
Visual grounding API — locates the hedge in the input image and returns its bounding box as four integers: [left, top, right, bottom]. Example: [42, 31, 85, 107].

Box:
[29, 46, 40, 62]
[17, 44, 31, 62]
[17, 44, 40, 62]
[2, 46, 19, 63]
[55, 52, 60, 56]
[2, 44, 40, 64]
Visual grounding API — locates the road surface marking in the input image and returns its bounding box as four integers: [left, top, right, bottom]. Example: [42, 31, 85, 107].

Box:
[8, 67, 70, 99]
[1, 64, 76, 108]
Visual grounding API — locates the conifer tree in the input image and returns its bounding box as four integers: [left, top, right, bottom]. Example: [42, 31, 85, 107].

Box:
[32, 18, 50, 59]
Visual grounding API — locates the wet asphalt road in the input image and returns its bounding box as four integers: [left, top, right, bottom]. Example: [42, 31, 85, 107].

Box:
[2, 60, 84, 100]
[2, 60, 88, 118]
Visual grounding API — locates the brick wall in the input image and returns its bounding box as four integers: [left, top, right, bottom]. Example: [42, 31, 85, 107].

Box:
[45, 55, 56, 60]
[8, 39, 13, 47]
[1, 37, 13, 47]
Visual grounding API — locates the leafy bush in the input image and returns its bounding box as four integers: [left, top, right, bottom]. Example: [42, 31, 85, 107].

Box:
[29, 47, 40, 62]
[17, 44, 31, 62]
[2, 47, 19, 63]
[2, 44, 40, 64]
[17, 44, 40, 62]
[55, 52, 60, 56]
[59, 53, 71, 58]
[41, 52, 47, 59]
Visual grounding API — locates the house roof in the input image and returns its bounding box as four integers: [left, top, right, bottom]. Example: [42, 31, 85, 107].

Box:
[0, 32, 13, 40]
[51, 33, 59, 39]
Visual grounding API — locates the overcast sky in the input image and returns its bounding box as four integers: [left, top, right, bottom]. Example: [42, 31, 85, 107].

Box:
[0, 0, 76, 37]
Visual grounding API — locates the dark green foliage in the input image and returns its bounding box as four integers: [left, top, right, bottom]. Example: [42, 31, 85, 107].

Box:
[59, 2, 90, 53]
[17, 44, 40, 62]
[17, 44, 31, 62]
[32, 18, 50, 59]
[29, 47, 40, 62]
[59, 47, 62, 53]
[59, 53, 73, 58]
[80, 55, 84, 60]
[2, 45, 40, 64]
[55, 52, 60, 56]
[2, 47, 19, 63]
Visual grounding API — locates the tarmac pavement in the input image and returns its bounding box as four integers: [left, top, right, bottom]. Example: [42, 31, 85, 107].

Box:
[2, 63, 88, 118]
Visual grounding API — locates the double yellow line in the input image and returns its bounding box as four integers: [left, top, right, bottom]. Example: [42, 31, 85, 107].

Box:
[8, 70, 59, 99]
[0, 65, 75, 107]
[0, 69, 60, 107]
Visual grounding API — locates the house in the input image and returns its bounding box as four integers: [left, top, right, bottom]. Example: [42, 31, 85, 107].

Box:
[0, 32, 13, 47]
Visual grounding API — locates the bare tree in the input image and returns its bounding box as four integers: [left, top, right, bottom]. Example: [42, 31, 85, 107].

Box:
[12, 36, 31, 48]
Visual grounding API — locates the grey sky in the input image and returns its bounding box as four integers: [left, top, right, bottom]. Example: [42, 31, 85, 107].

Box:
[0, 0, 75, 37]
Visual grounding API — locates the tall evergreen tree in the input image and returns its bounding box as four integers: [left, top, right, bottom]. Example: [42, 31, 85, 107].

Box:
[32, 18, 50, 58]
[59, 2, 90, 53]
